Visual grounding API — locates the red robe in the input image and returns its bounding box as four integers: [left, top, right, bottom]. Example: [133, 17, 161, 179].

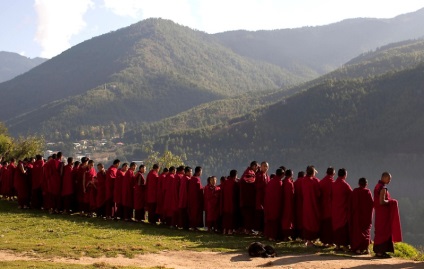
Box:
[5, 163, 17, 196]
[373, 181, 402, 253]
[0, 165, 8, 195]
[121, 169, 135, 208]
[293, 176, 304, 238]
[156, 172, 168, 216]
[163, 173, 178, 218]
[31, 159, 44, 191]
[319, 175, 334, 244]
[221, 176, 238, 230]
[61, 164, 74, 196]
[114, 169, 125, 204]
[239, 168, 256, 230]
[105, 166, 117, 202]
[146, 170, 158, 204]
[14, 161, 29, 206]
[187, 175, 204, 228]
[96, 170, 107, 208]
[84, 167, 97, 210]
[133, 171, 146, 210]
[204, 184, 221, 227]
[350, 186, 374, 252]
[331, 177, 352, 246]
[178, 174, 189, 209]
[47, 159, 61, 196]
[77, 165, 88, 204]
[264, 175, 282, 239]
[302, 176, 321, 240]
[281, 176, 295, 239]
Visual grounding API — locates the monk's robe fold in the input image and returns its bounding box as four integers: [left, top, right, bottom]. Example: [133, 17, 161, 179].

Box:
[114, 169, 125, 205]
[204, 185, 221, 228]
[331, 177, 352, 246]
[187, 176, 204, 228]
[96, 170, 106, 209]
[239, 168, 256, 230]
[293, 177, 304, 239]
[264, 175, 282, 239]
[319, 175, 334, 244]
[373, 180, 395, 254]
[122, 169, 135, 208]
[156, 172, 168, 217]
[281, 176, 295, 239]
[164, 173, 179, 225]
[302, 176, 321, 240]
[389, 199, 402, 243]
[133, 171, 146, 211]
[221, 176, 238, 230]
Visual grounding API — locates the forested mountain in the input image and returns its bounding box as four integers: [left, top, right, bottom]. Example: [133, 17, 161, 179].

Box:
[0, 51, 46, 83]
[215, 8, 424, 74]
[2, 8, 424, 138]
[0, 19, 305, 136]
[123, 38, 424, 143]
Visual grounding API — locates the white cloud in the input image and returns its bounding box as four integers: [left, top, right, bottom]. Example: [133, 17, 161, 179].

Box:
[34, 0, 94, 58]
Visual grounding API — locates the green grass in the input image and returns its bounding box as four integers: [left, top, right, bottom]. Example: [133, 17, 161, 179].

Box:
[0, 261, 166, 269]
[0, 200, 422, 261]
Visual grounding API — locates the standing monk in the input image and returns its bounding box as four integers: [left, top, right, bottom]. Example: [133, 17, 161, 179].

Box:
[105, 159, 119, 219]
[83, 160, 97, 216]
[302, 166, 321, 247]
[96, 163, 107, 217]
[221, 170, 238, 235]
[61, 157, 74, 213]
[373, 172, 402, 258]
[281, 169, 295, 241]
[239, 161, 258, 235]
[133, 164, 146, 222]
[331, 168, 352, 250]
[255, 161, 270, 234]
[264, 168, 283, 241]
[156, 167, 169, 223]
[187, 166, 204, 230]
[319, 167, 335, 246]
[350, 177, 374, 254]
[163, 166, 177, 226]
[178, 166, 191, 230]
[122, 162, 137, 221]
[114, 163, 128, 220]
[146, 164, 160, 224]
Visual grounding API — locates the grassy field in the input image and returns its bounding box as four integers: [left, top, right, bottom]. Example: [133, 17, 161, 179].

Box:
[0, 261, 165, 269]
[0, 199, 422, 261]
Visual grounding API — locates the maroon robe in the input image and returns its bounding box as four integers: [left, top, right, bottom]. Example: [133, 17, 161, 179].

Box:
[264, 175, 282, 239]
[166, 173, 180, 226]
[0, 165, 8, 196]
[281, 176, 295, 239]
[4, 163, 16, 197]
[84, 167, 97, 211]
[373, 181, 402, 254]
[156, 172, 168, 217]
[178, 174, 190, 229]
[133, 171, 146, 221]
[61, 164, 74, 197]
[204, 184, 221, 229]
[187, 175, 204, 228]
[146, 169, 159, 223]
[30, 159, 44, 209]
[255, 171, 269, 231]
[105, 165, 117, 217]
[14, 161, 29, 207]
[114, 169, 124, 205]
[319, 175, 334, 244]
[221, 176, 238, 230]
[122, 169, 135, 208]
[331, 177, 352, 246]
[302, 176, 321, 240]
[239, 167, 257, 230]
[96, 170, 107, 209]
[350, 186, 373, 252]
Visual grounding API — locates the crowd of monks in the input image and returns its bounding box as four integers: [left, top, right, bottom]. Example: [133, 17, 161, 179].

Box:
[0, 154, 402, 258]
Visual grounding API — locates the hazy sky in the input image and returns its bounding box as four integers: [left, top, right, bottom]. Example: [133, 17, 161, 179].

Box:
[1, 0, 423, 58]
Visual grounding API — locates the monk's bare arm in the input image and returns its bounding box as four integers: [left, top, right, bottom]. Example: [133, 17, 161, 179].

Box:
[379, 188, 389, 205]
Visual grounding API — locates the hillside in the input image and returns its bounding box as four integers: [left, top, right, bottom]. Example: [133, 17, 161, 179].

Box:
[0, 51, 46, 83]
[1, 19, 304, 136]
[215, 8, 424, 74]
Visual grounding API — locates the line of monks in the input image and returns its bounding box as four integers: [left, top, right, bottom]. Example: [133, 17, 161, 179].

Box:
[0, 154, 402, 258]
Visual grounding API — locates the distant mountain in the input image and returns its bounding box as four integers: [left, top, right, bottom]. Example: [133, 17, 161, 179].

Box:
[214, 8, 424, 74]
[0, 19, 304, 137]
[0, 51, 47, 83]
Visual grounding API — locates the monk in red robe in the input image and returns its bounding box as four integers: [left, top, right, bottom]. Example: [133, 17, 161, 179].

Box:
[221, 170, 238, 235]
[0, 161, 9, 198]
[76, 157, 89, 213]
[163, 166, 177, 226]
[178, 166, 191, 230]
[83, 160, 97, 216]
[146, 163, 159, 224]
[373, 172, 402, 258]
[169, 166, 183, 227]
[133, 164, 146, 222]
[302, 165, 321, 246]
[239, 161, 258, 234]
[204, 176, 221, 232]
[331, 168, 352, 250]
[105, 159, 119, 219]
[122, 162, 137, 221]
[293, 171, 305, 240]
[114, 163, 128, 219]
[264, 168, 283, 241]
[96, 163, 107, 217]
[350, 177, 373, 254]
[319, 167, 335, 246]
[255, 161, 270, 234]
[5, 159, 17, 199]
[187, 166, 204, 229]
[47, 153, 62, 213]
[30, 156, 44, 209]
[156, 168, 169, 223]
[281, 169, 295, 241]
[71, 161, 80, 212]
[15, 160, 29, 208]
[61, 157, 74, 213]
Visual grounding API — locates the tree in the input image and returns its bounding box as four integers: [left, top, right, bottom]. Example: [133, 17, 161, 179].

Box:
[143, 142, 186, 171]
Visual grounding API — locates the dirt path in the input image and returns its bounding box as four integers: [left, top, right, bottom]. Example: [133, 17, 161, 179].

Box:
[1, 250, 423, 268]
